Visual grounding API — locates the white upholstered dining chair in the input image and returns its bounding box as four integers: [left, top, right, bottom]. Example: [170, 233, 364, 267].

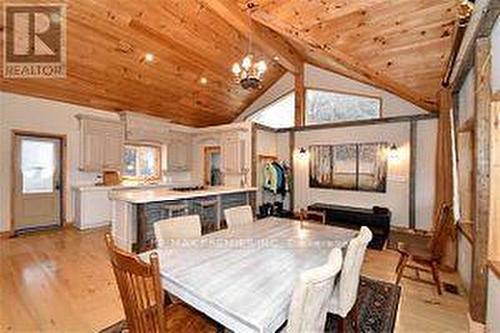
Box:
[154, 215, 202, 248]
[286, 248, 343, 333]
[224, 205, 253, 229]
[328, 226, 372, 332]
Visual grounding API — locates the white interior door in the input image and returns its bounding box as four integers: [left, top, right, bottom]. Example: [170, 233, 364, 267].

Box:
[13, 135, 62, 231]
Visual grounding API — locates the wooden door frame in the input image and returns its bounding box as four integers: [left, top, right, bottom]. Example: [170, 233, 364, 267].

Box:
[10, 130, 68, 235]
[203, 146, 221, 186]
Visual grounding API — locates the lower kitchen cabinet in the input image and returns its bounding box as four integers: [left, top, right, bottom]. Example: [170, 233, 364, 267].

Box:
[74, 187, 113, 230]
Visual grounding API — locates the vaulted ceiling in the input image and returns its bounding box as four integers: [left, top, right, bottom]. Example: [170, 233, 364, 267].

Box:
[0, 0, 460, 126]
[249, 0, 459, 112]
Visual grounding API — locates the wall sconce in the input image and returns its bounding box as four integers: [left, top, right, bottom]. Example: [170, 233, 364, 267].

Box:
[389, 144, 399, 162]
[298, 147, 308, 160]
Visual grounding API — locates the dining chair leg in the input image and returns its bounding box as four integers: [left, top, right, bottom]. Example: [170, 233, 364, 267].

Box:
[338, 315, 349, 333]
[352, 300, 360, 333]
[396, 254, 409, 285]
[431, 261, 443, 295]
[395, 253, 405, 273]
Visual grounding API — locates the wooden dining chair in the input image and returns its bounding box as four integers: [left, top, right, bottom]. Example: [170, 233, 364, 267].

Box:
[104, 233, 216, 332]
[224, 205, 253, 229]
[395, 204, 453, 295]
[286, 248, 343, 333]
[328, 226, 373, 333]
[154, 215, 202, 248]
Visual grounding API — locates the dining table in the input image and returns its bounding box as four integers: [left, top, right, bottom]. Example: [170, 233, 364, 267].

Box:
[140, 217, 357, 333]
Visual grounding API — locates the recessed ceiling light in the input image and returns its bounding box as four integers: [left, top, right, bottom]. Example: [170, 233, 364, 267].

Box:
[200, 77, 208, 85]
[144, 53, 155, 62]
[273, 55, 280, 61]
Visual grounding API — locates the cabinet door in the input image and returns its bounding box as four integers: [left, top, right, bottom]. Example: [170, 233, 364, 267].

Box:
[104, 135, 123, 170]
[83, 133, 105, 172]
[223, 135, 241, 174]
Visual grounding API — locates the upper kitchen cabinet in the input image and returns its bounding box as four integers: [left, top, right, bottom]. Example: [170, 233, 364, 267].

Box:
[77, 115, 125, 172]
[222, 131, 246, 175]
[120, 111, 170, 143]
[167, 131, 192, 172]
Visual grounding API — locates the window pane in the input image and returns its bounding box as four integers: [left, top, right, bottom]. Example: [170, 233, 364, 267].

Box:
[123, 145, 160, 179]
[123, 147, 137, 177]
[248, 92, 295, 128]
[306, 90, 380, 125]
[21, 139, 55, 193]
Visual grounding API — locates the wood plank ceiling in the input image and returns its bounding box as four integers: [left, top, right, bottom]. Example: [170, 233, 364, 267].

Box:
[0, 0, 459, 125]
[249, 0, 459, 112]
[0, 0, 285, 127]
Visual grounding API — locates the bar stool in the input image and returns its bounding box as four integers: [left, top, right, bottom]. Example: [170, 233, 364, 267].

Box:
[193, 199, 218, 234]
[163, 202, 189, 219]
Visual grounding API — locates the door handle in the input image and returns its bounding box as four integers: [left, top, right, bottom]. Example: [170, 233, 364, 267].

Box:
[55, 182, 61, 191]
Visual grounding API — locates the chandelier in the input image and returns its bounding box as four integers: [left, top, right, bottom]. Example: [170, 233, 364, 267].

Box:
[231, 4, 267, 90]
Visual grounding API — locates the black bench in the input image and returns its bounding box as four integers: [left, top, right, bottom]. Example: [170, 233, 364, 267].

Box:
[308, 203, 391, 250]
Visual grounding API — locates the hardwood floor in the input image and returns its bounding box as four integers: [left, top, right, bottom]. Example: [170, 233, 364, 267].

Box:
[0, 227, 469, 332]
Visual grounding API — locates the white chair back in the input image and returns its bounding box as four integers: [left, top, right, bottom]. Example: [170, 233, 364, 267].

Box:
[154, 215, 201, 248]
[329, 226, 372, 317]
[287, 248, 343, 333]
[224, 205, 253, 229]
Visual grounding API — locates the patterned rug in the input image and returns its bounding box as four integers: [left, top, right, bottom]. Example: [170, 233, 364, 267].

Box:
[100, 276, 401, 333]
[325, 277, 401, 333]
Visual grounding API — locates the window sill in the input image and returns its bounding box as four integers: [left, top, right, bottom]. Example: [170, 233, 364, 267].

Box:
[457, 220, 474, 244]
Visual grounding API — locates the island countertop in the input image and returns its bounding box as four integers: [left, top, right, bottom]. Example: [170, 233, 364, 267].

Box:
[109, 186, 258, 204]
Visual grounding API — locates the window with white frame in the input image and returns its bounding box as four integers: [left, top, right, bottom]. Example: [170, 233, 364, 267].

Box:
[247, 92, 295, 129]
[123, 144, 161, 180]
[306, 89, 381, 125]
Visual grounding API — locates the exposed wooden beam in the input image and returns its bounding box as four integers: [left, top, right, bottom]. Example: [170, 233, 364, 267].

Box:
[409, 120, 417, 230]
[450, 0, 500, 90]
[276, 112, 438, 133]
[470, 37, 492, 324]
[251, 9, 439, 113]
[294, 64, 305, 127]
[199, 0, 302, 73]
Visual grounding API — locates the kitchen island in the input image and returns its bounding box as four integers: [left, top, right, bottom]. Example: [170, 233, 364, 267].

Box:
[109, 186, 257, 252]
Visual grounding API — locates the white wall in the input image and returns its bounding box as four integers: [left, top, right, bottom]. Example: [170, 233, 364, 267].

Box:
[457, 232, 473, 292]
[243, 64, 437, 230]
[294, 123, 412, 228]
[458, 70, 475, 125]
[492, 17, 500, 93]
[304, 64, 426, 117]
[0, 92, 119, 231]
[236, 73, 294, 121]
[487, 269, 500, 333]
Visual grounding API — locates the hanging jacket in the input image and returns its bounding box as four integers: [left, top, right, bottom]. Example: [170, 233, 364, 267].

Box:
[263, 163, 278, 193]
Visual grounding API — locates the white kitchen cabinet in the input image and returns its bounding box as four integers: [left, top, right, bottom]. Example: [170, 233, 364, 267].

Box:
[74, 187, 113, 230]
[120, 111, 170, 142]
[222, 132, 246, 174]
[77, 115, 124, 172]
[167, 131, 192, 171]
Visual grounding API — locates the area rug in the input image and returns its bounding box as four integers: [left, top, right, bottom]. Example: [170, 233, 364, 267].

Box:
[325, 276, 401, 333]
[100, 276, 401, 333]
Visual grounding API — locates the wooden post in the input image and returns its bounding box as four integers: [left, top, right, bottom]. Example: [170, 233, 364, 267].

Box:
[289, 130, 295, 212]
[251, 123, 257, 187]
[409, 120, 417, 229]
[294, 64, 305, 127]
[470, 37, 491, 324]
